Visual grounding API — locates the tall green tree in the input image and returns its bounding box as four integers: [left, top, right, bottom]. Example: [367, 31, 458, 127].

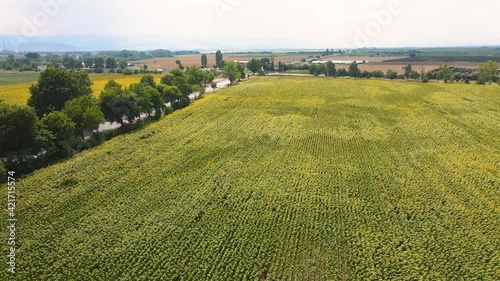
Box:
[325, 61, 336, 77]
[201, 54, 208, 68]
[26, 52, 40, 60]
[402, 64, 413, 79]
[129, 83, 156, 117]
[222, 61, 241, 85]
[93, 57, 105, 69]
[28, 68, 92, 117]
[160, 71, 193, 96]
[260, 58, 271, 71]
[118, 59, 127, 70]
[140, 74, 157, 88]
[278, 61, 284, 72]
[349, 62, 360, 77]
[161, 72, 176, 85]
[0, 102, 39, 157]
[148, 87, 166, 116]
[99, 80, 139, 125]
[237, 63, 246, 80]
[215, 50, 223, 68]
[203, 71, 215, 86]
[477, 60, 498, 84]
[158, 85, 183, 104]
[247, 58, 263, 75]
[83, 57, 94, 69]
[73, 70, 93, 96]
[105, 57, 117, 69]
[186, 66, 206, 86]
[62, 57, 78, 69]
[63, 96, 104, 138]
[40, 111, 76, 159]
[309, 64, 321, 76]
[175, 60, 184, 70]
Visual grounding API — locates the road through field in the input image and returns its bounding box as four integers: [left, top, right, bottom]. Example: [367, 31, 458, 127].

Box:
[97, 77, 231, 131]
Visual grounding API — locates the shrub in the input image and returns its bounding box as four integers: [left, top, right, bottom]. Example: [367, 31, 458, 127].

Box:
[164, 106, 174, 115]
[361, 71, 370, 78]
[103, 130, 117, 140]
[476, 77, 487, 85]
[136, 119, 146, 129]
[370, 70, 385, 78]
[171, 97, 191, 110]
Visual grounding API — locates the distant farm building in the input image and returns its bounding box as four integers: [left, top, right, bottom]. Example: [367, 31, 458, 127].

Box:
[37, 65, 47, 71]
[312, 60, 367, 64]
[234, 60, 249, 67]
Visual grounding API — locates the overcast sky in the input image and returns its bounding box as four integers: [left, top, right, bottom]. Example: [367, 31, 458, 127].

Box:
[1, 0, 499, 49]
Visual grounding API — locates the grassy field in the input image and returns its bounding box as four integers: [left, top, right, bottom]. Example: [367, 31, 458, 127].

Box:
[0, 71, 40, 86]
[0, 73, 162, 106]
[6, 77, 500, 280]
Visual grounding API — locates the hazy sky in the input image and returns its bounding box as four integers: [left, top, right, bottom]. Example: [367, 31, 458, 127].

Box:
[1, 0, 499, 49]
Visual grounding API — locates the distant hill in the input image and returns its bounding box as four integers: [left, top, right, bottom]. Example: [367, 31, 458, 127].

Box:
[0, 34, 315, 52]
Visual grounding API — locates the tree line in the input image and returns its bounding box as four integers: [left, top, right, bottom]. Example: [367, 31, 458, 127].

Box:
[281, 60, 499, 84]
[0, 49, 199, 72]
[0, 66, 216, 177]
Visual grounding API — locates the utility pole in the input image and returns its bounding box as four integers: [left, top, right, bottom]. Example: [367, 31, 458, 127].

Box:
[3, 40, 5, 51]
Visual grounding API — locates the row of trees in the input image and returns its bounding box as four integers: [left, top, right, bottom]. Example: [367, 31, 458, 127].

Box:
[1, 53, 44, 71]
[199, 50, 224, 69]
[0, 49, 201, 72]
[423, 61, 499, 84]
[195, 54, 499, 85]
[1, 66, 217, 176]
[1, 69, 104, 172]
[302, 61, 500, 84]
[0, 53, 129, 72]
